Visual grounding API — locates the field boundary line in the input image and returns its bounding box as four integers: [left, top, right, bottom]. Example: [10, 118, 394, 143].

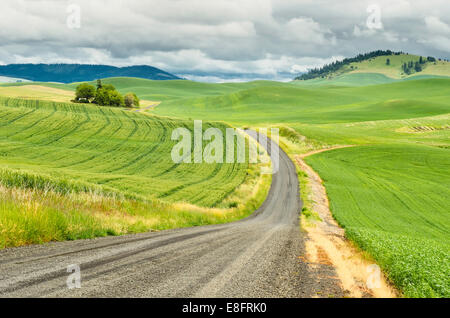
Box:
[295, 153, 398, 298]
[299, 145, 355, 159]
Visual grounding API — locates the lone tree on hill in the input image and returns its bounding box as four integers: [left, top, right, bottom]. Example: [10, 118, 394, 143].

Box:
[74, 80, 137, 108]
[75, 83, 96, 103]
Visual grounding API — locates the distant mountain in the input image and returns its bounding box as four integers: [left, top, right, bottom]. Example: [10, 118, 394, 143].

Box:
[295, 50, 450, 81]
[0, 76, 31, 83]
[0, 64, 181, 83]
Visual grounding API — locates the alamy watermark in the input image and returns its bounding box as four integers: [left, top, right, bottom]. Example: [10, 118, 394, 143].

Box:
[171, 120, 279, 174]
[66, 3, 81, 29]
[366, 4, 383, 30]
[66, 264, 81, 289]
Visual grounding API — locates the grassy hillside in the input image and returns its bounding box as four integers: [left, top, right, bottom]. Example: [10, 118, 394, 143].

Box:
[8, 77, 450, 125]
[0, 96, 272, 248]
[0, 97, 250, 206]
[295, 53, 450, 86]
[69, 78, 290, 102]
[0, 85, 74, 102]
[296, 50, 450, 82]
[305, 144, 449, 297]
[293, 73, 398, 87]
[346, 54, 450, 79]
[150, 79, 450, 125]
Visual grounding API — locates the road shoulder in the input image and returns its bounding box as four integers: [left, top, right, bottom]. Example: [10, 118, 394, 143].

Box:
[295, 150, 397, 298]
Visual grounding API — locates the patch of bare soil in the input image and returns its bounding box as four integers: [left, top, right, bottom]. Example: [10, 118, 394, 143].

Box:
[295, 148, 397, 298]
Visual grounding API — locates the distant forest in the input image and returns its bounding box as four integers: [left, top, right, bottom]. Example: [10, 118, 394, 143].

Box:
[0, 64, 180, 83]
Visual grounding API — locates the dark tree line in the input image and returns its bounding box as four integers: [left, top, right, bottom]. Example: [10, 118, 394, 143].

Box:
[295, 50, 402, 80]
[294, 50, 440, 80]
[401, 56, 436, 75]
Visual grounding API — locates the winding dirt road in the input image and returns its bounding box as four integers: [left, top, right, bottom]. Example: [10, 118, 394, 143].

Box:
[0, 132, 343, 297]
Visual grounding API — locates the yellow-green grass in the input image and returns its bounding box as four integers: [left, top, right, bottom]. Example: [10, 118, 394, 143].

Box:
[347, 54, 426, 78]
[419, 60, 450, 77]
[0, 85, 74, 102]
[0, 165, 271, 249]
[0, 97, 252, 207]
[305, 144, 449, 298]
[0, 96, 275, 247]
[0, 84, 156, 108]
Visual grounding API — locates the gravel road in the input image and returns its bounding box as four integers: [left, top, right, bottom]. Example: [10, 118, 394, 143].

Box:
[0, 131, 343, 297]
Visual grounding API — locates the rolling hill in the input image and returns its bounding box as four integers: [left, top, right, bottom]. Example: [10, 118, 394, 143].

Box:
[0, 64, 181, 83]
[3, 77, 449, 125]
[148, 78, 450, 125]
[295, 51, 450, 86]
[0, 60, 449, 297]
[0, 95, 273, 248]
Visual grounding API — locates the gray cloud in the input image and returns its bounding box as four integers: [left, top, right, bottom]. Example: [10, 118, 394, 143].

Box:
[0, 0, 449, 82]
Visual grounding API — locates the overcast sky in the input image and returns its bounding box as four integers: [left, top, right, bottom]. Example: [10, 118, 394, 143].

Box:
[1, 0, 449, 82]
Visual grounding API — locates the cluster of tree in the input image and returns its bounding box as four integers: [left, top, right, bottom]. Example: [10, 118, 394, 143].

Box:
[295, 50, 402, 80]
[401, 56, 436, 75]
[74, 80, 139, 108]
[402, 61, 420, 74]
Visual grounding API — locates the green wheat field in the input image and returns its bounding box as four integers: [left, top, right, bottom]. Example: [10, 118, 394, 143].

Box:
[0, 55, 449, 297]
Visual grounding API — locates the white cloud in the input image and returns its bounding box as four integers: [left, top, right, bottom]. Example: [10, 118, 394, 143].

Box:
[0, 0, 449, 81]
[284, 17, 335, 45]
[353, 25, 376, 37]
[418, 36, 450, 53]
[425, 16, 450, 35]
[418, 16, 450, 53]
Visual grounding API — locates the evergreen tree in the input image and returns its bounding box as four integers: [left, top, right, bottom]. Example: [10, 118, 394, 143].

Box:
[415, 62, 422, 72]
